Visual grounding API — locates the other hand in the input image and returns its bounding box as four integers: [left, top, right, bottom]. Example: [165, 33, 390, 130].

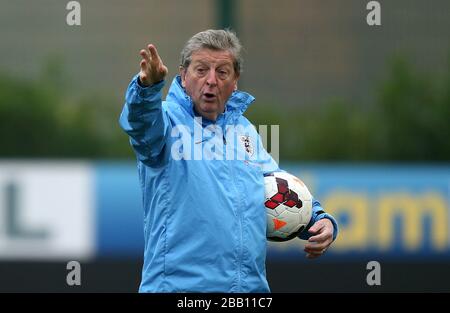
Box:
[304, 218, 334, 259]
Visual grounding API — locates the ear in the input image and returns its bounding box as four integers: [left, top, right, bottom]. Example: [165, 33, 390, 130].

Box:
[179, 66, 186, 88]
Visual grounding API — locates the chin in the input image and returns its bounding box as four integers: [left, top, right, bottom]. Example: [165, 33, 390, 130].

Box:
[200, 103, 219, 113]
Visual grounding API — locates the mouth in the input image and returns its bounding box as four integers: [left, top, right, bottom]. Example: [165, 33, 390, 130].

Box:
[202, 92, 217, 102]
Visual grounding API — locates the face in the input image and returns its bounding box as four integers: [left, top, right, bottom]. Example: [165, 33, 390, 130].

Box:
[180, 49, 239, 121]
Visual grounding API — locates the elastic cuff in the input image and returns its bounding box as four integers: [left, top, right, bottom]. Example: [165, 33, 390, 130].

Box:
[133, 74, 165, 98]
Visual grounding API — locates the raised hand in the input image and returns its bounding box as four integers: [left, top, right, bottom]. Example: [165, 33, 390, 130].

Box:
[138, 44, 168, 87]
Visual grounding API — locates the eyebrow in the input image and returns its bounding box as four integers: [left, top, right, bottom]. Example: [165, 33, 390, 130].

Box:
[193, 60, 233, 68]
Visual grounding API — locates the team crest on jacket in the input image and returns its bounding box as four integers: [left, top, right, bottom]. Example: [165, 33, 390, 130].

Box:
[239, 135, 254, 157]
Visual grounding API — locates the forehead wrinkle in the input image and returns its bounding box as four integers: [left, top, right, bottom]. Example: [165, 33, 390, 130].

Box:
[192, 58, 233, 67]
[191, 50, 234, 67]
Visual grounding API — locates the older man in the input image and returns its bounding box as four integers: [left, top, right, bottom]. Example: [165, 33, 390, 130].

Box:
[119, 29, 338, 292]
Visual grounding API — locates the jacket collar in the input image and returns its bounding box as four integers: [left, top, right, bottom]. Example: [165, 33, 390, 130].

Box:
[166, 75, 256, 120]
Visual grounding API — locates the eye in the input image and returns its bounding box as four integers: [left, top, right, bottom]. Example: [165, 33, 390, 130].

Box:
[195, 67, 207, 76]
[217, 69, 230, 79]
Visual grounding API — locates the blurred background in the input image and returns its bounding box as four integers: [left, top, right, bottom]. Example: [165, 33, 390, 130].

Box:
[0, 0, 449, 292]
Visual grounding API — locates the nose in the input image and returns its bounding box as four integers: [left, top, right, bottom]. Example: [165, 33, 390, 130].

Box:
[206, 70, 217, 87]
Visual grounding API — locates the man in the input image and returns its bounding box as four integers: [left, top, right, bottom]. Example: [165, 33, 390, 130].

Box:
[119, 29, 338, 292]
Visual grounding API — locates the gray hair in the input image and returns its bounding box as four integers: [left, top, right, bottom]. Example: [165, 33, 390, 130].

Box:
[180, 29, 243, 75]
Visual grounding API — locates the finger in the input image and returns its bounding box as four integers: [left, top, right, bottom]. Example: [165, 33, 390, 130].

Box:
[308, 232, 331, 243]
[303, 247, 327, 254]
[304, 241, 329, 252]
[306, 252, 322, 259]
[148, 44, 162, 64]
[308, 222, 326, 235]
[305, 245, 328, 256]
[140, 59, 147, 70]
[304, 246, 326, 254]
[160, 64, 169, 76]
[140, 49, 151, 62]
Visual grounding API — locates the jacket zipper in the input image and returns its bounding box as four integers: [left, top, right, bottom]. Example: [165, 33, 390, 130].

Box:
[228, 154, 243, 291]
[222, 116, 243, 292]
[218, 113, 243, 291]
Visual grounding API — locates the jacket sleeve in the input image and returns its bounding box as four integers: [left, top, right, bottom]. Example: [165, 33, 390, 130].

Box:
[119, 75, 170, 167]
[298, 198, 339, 241]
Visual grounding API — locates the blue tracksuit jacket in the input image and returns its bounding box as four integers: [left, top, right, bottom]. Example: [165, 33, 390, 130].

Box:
[119, 75, 338, 292]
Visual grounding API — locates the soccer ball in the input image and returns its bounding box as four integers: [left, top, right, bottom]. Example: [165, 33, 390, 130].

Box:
[264, 171, 313, 241]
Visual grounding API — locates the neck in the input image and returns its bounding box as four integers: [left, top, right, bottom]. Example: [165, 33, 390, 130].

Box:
[201, 112, 219, 121]
[193, 107, 221, 122]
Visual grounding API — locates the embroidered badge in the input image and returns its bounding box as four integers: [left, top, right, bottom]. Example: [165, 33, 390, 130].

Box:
[239, 135, 254, 157]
